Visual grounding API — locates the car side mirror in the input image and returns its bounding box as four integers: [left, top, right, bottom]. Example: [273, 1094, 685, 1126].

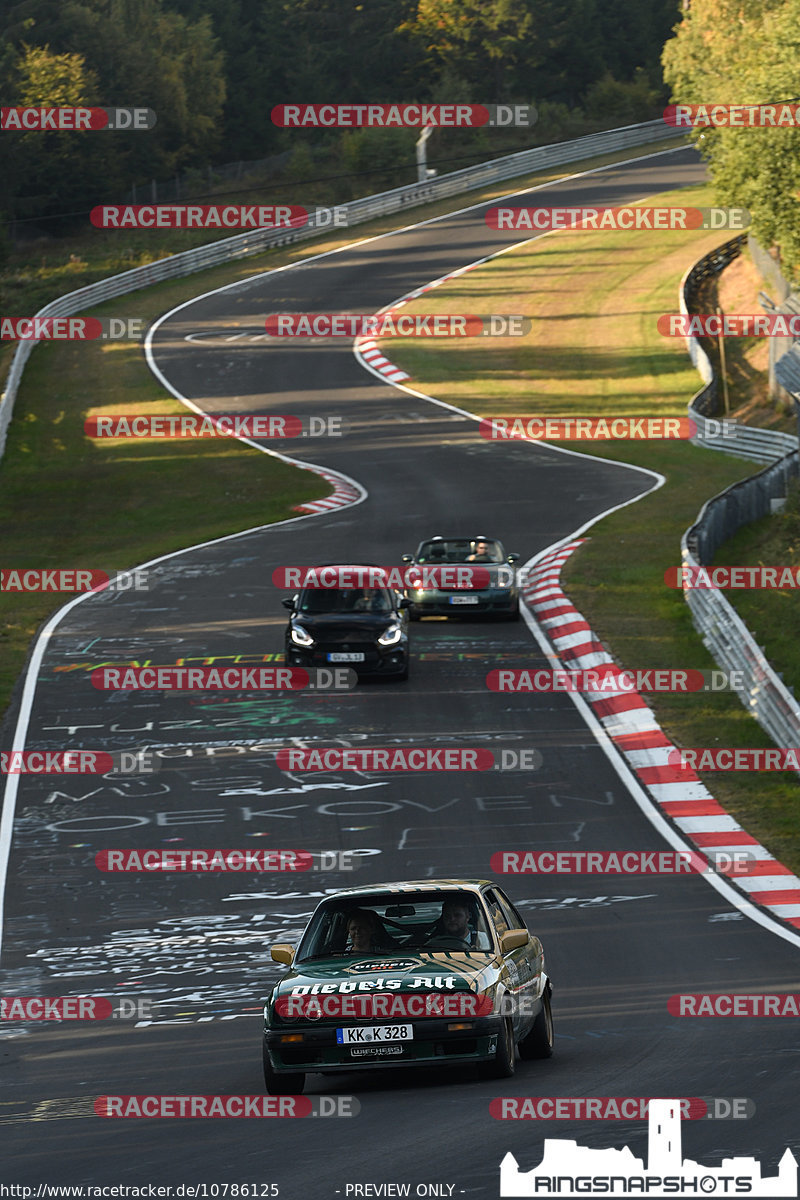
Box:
[401, 554, 414, 563]
[500, 928, 529, 954]
[271, 944, 295, 965]
[507, 553, 520, 563]
[281, 597, 296, 611]
[397, 596, 412, 609]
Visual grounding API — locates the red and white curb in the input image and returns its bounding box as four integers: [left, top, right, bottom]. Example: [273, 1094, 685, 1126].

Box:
[355, 339, 410, 383]
[523, 540, 800, 931]
[353, 260, 485, 384]
[292, 464, 363, 514]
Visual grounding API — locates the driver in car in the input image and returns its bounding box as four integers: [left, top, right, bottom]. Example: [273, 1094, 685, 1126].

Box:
[424, 898, 476, 947]
[467, 539, 492, 562]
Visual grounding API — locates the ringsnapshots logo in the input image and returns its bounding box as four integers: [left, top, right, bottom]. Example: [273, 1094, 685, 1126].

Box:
[271, 103, 537, 128]
[499, 1098, 796, 1197]
[84, 414, 344, 439]
[264, 314, 529, 337]
[664, 102, 800, 127]
[1, 107, 156, 130]
[485, 206, 749, 233]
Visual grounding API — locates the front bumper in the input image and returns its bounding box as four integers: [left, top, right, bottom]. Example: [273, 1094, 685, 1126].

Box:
[264, 1015, 503, 1073]
[407, 589, 518, 616]
[285, 643, 408, 675]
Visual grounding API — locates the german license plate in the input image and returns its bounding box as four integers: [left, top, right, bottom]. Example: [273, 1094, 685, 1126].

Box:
[327, 652, 365, 662]
[336, 1025, 413, 1044]
[449, 595, 479, 605]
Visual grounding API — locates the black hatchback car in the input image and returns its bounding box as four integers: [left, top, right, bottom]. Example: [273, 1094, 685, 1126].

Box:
[283, 566, 411, 680]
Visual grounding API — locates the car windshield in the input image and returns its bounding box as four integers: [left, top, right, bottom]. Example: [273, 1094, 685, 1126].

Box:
[416, 540, 504, 564]
[296, 588, 394, 614]
[295, 891, 496, 960]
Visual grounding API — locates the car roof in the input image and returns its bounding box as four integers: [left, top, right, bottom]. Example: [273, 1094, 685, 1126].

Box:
[315, 879, 493, 900]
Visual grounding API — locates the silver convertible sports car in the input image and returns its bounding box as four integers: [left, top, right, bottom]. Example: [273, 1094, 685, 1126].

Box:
[262, 879, 553, 1093]
[401, 536, 521, 619]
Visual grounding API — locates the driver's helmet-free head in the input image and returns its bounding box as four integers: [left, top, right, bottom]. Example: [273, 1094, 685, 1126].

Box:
[437, 895, 477, 940]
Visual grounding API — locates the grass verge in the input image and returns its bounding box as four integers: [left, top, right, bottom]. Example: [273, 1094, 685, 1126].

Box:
[372, 182, 800, 875]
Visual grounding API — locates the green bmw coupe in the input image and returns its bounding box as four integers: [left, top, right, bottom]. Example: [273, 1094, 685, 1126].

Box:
[263, 879, 553, 1094]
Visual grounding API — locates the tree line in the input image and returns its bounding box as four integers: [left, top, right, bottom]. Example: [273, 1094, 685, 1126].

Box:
[1, 0, 678, 230]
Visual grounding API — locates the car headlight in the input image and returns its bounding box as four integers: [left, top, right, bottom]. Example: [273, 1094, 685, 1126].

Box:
[377, 623, 403, 646]
[290, 623, 315, 647]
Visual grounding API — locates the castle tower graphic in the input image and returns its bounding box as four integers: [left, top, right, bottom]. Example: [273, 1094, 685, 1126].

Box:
[500, 1098, 798, 1198]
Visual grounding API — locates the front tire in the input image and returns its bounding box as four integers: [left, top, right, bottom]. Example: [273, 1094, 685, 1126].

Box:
[519, 986, 554, 1060]
[263, 1043, 305, 1095]
[480, 1015, 516, 1079]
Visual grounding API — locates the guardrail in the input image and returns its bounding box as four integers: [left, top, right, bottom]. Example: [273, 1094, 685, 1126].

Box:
[0, 118, 679, 462]
[683, 234, 799, 462]
[678, 240, 800, 759]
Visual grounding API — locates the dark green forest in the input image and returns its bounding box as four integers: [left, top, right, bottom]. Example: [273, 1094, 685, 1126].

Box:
[0, 0, 680, 228]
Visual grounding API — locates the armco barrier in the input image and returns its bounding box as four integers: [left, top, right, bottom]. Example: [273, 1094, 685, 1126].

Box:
[677, 240, 800, 760]
[683, 234, 798, 462]
[0, 119, 679, 461]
